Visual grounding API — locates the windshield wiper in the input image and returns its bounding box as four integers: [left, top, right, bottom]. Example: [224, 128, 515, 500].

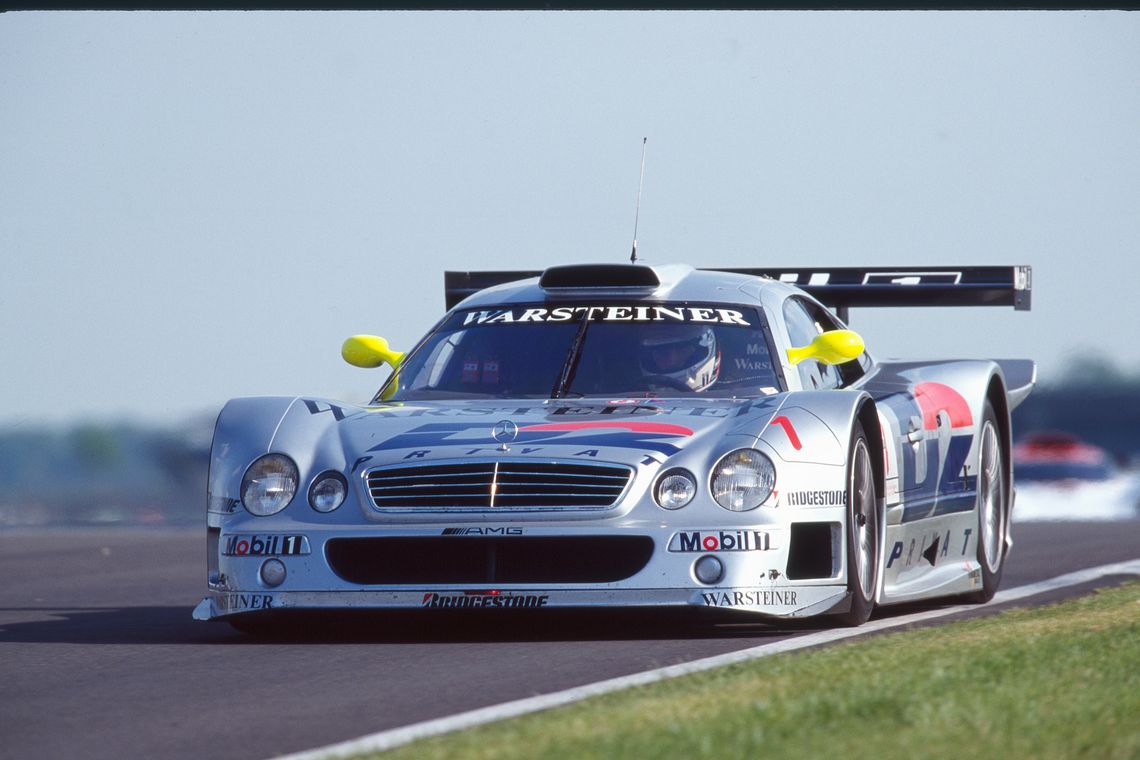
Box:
[551, 315, 591, 399]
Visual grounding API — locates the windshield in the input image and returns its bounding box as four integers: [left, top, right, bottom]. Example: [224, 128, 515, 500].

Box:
[377, 303, 782, 401]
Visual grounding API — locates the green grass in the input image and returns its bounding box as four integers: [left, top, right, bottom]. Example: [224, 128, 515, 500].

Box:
[366, 583, 1140, 760]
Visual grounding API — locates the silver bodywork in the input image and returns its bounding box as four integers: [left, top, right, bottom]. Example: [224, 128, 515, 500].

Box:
[194, 265, 1035, 624]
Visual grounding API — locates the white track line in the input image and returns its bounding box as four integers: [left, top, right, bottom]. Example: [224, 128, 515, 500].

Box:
[273, 559, 1140, 760]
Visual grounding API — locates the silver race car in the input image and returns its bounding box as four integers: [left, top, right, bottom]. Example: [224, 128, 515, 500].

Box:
[194, 263, 1034, 629]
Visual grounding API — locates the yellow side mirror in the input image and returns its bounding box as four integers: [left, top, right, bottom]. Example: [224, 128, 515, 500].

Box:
[786, 329, 865, 366]
[342, 335, 405, 369]
[343, 335, 406, 400]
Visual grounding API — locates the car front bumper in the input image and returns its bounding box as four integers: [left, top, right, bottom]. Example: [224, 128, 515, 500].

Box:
[194, 515, 853, 621]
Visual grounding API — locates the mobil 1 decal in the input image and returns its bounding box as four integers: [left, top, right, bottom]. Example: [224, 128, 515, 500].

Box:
[875, 381, 976, 523]
[223, 534, 311, 556]
[668, 529, 772, 552]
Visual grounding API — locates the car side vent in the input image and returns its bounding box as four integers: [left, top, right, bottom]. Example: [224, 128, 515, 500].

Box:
[539, 264, 661, 289]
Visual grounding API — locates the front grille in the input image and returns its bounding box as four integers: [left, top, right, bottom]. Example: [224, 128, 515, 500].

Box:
[364, 460, 633, 512]
[325, 536, 655, 584]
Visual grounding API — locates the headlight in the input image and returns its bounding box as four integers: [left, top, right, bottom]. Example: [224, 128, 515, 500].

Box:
[655, 469, 696, 510]
[710, 449, 775, 512]
[240, 454, 298, 516]
[309, 471, 348, 513]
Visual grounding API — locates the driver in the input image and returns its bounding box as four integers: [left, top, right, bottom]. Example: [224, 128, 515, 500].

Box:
[638, 324, 720, 392]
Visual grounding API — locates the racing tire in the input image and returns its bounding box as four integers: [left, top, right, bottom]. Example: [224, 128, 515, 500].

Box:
[964, 401, 1007, 604]
[834, 421, 880, 627]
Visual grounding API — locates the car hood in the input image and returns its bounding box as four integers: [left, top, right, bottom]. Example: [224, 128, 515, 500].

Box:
[268, 395, 790, 474]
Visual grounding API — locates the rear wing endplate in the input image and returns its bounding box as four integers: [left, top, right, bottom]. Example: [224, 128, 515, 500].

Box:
[445, 270, 542, 310]
[444, 265, 1032, 319]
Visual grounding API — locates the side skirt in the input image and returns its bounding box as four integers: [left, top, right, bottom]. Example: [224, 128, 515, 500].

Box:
[878, 511, 983, 605]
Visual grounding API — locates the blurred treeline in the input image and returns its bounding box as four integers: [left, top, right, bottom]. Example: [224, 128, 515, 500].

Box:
[1, 355, 1137, 527]
[0, 414, 214, 527]
[1014, 353, 1140, 465]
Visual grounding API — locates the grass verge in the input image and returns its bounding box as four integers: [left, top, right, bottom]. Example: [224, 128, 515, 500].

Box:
[364, 582, 1140, 760]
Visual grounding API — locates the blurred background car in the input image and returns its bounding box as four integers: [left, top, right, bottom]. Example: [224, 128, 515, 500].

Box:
[1013, 432, 1140, 522]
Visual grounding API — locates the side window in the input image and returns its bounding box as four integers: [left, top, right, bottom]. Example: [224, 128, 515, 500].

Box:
[782, 297, 842, 390]
[799, 299, 867, 387]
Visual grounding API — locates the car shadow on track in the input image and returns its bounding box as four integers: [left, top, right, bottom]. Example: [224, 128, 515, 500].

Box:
[0, 605, 842, 645]
[0, 606, 238, 645]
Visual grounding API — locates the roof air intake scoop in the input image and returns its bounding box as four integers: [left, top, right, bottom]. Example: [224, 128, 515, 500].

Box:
[539, 264, 661, 289]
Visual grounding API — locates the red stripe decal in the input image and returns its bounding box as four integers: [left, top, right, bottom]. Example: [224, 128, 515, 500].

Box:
[770, 415, 802, 450]
[914, 382, 974, 430]
[520, 421, 694, 436]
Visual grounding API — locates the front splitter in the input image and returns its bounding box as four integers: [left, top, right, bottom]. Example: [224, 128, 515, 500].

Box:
[193, 584, 849, 621]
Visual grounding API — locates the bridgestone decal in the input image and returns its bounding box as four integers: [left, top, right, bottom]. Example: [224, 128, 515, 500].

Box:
[786, 491, 845, 507]
[421, 592, 549, 609]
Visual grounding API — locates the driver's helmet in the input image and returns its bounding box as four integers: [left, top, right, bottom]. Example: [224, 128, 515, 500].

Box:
[639, 324, 720, 391]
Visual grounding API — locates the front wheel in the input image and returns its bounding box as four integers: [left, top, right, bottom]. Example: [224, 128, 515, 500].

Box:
[834, 423, 880, 626]
[964, 401, 1007, 603]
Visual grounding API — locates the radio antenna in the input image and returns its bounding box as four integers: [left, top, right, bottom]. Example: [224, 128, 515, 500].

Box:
[630, 137, 647, 263]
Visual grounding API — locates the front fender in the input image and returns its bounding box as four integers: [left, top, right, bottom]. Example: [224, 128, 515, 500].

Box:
[207, 396, 300, 526]
[758, 390, 870, 467]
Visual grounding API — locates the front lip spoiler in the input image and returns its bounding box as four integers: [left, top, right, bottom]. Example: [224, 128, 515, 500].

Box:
[192, 586, 850, 622]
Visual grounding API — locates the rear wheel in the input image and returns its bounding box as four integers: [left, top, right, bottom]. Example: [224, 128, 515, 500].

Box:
[965, 402, 1007, 603]
[835, 423, 880, 626]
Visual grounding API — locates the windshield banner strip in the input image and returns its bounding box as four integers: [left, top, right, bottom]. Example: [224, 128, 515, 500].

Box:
[461, 306, 753, 327]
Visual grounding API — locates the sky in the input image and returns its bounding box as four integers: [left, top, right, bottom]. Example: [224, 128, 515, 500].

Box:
[2, 11, 1138, 430]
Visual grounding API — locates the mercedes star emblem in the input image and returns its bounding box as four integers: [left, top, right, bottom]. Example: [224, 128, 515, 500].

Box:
[491, 420, 519, 451]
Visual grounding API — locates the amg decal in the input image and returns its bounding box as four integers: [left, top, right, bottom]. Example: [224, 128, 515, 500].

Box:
[440, 527, 524, 536]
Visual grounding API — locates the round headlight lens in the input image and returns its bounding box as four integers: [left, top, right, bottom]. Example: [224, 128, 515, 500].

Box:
[240, 454, 298, 516]
[710, 449, 776, 512]
[655, 469, 697, 510]
[309, 472, 348, 513]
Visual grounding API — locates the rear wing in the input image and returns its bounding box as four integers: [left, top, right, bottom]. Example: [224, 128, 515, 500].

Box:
[444, 265, 1032, 320]
[717, 265, 1032, 322]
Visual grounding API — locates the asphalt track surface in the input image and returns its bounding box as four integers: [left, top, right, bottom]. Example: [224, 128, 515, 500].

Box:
[2, 519, 1138, 760]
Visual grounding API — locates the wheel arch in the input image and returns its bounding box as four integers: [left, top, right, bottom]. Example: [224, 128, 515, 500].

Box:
[855, 399, 886, 505]
[984, 373, 1013, 553]
[856, 398, 888, 605]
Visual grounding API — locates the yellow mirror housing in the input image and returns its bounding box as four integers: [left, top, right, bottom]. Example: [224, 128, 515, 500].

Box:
[786, 329, 865, 366]
[343, 335, 406, 401]
[342, 335, 405, 369]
